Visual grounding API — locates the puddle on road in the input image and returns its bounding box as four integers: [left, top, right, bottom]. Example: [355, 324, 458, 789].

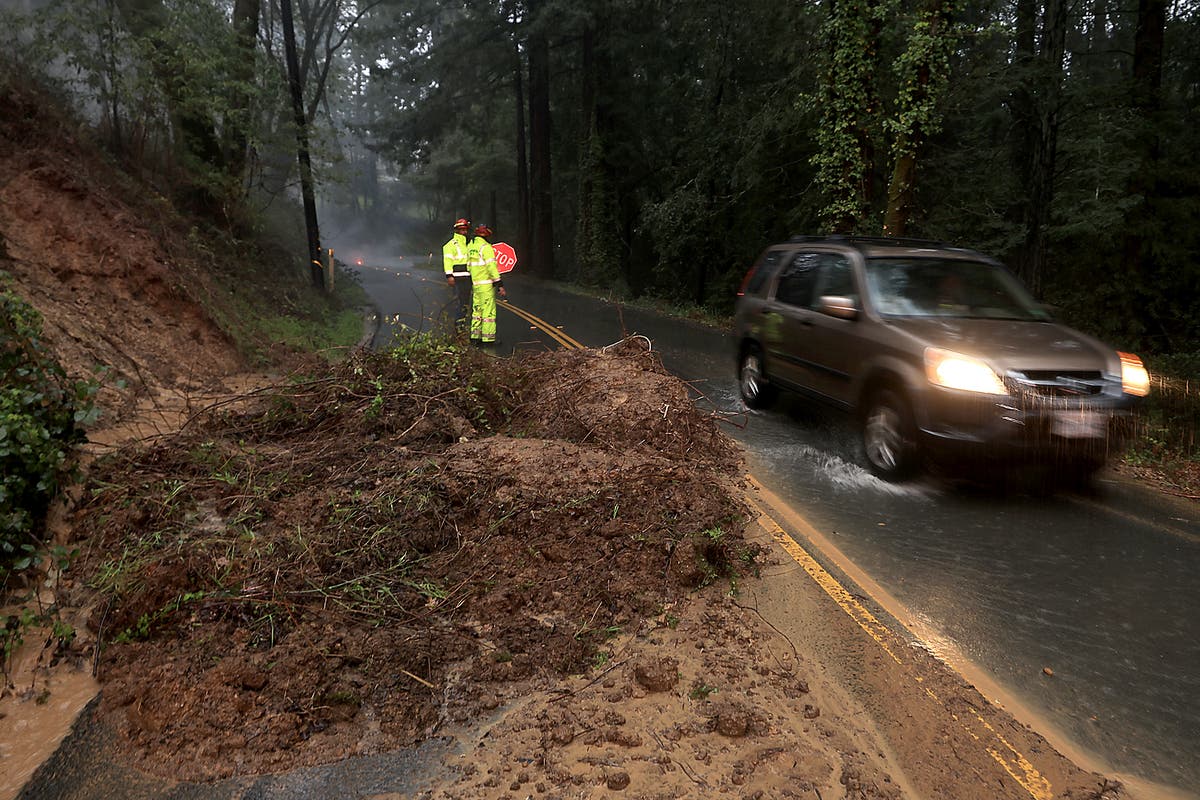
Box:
[0, 665, 98, 800]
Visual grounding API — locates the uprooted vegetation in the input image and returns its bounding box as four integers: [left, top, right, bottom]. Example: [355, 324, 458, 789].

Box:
[59, 337, 756, 779]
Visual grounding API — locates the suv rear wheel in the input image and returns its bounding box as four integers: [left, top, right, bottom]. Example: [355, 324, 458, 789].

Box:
[738, 345, 778, 409]
[862, 388, 919, 480]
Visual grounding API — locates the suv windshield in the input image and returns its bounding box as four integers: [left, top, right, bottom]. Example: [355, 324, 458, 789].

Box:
[863, 258, 1052, 321]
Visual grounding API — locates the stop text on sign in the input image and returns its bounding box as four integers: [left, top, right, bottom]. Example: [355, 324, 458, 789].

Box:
[493, 242, 517, 274]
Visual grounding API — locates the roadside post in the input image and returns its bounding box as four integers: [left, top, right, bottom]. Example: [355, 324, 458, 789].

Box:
[325, 248, 334, 293]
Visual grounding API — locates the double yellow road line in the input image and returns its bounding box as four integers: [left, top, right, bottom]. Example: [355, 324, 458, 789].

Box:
[498, 299, 585, 350]
[746, 476, 1053, 800]
[390, 269, 585, 351]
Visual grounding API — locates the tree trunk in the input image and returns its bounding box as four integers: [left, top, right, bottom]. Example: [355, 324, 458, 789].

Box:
[514, 42, 531, 264]
[1132, 0, 1166, 109]
[1008, 0, 1066, 295]
[577, 22, 596, 285]
[281, 0, 323, 287]
[527, 25, 555, 279]
[226, 0, 259, 190]
[883, 152, 917, 237]
[817, 0, 884, 234]
[1119, 0, 1167, 309]
[882, 0, 954, 238]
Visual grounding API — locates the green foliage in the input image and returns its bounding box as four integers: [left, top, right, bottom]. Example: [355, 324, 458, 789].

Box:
[1126, 358, 1200, 469]
[810, 0, 896, 233]
[2, 0, 293, 223]
[256, 308, 365, 357]
[0, 276, 88, 573]
[189, 220, 372, 365]
[0, 568, 79, 682]
[884, 3, 960, 160]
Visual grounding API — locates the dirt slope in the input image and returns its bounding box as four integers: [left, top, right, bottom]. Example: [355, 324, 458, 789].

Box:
[1, 80, 1128, 800]
[0, 83, 242, 423]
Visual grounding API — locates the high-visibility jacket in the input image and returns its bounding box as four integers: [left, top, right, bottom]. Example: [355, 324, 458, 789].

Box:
[442, 233, 470, 279]
[466, 236, 502, 343]
[467, 237, 501, 286]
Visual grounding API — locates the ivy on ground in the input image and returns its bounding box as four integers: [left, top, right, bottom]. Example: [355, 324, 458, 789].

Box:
[0, 271, 89, 574]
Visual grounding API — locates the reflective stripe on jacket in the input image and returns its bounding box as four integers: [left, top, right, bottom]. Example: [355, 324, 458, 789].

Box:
[442, 233, 470, 276]
[466, 237, 500, 284]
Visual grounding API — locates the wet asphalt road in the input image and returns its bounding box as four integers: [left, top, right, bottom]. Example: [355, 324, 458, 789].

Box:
[358, 261, 1200, 797]
[19, 698, 457, 800]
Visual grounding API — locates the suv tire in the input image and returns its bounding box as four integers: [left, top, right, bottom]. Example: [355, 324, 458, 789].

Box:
[1060, 456, 1105, 488]
[739, 345, 778, 409]
[862, 388, 919, 480]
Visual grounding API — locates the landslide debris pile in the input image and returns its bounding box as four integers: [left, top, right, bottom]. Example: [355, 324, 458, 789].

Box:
[61, 338, 754, 779]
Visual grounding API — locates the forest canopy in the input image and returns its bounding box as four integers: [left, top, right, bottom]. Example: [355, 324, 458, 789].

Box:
[2, 0, 1197, 355]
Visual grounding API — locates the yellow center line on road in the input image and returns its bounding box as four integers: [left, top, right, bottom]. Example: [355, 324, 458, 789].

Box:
[744, 492, 905, 666]
[374, 268, 583, 350]
[498, 299, 584, 350]
[745, 475, 1054, 800]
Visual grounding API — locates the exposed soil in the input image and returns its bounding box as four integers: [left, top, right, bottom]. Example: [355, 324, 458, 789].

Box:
[57, 341, 755, 779]
[1, 78, 1137, 800]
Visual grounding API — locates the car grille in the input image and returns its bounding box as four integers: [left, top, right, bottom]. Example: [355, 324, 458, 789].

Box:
[1005, 370, 1108, 398]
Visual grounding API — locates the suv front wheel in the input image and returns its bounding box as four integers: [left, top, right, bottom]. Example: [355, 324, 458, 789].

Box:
[862, 388, 919, 480]
[739, 345, 778, 409]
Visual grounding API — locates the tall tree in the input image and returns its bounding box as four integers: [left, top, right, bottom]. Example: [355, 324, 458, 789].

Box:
[513, 40, 532, 267]
[1115, 0, 1168, 341]
[526, 9, 555, 278]
[225, 0, 260, 188]
[1007, 0, 1069, 294]
[281, 0, 324, 285]
[882, 0, 958, 237]
[114, 0, 227, 210]
[575, 8, 623, 292]
[813, 0, 889, 233]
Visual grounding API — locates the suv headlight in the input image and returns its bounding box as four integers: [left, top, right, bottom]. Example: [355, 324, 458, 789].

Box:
[1118, 352, 1150, 397]
[924, 348, 1009, 395]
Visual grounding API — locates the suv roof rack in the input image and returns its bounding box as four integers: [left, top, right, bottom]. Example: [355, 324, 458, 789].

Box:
[786, 234, 951, 249]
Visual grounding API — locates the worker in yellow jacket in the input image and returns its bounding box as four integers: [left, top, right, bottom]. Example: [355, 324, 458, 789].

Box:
[442, 218, 472, 330]
[466, 224, 506, 345]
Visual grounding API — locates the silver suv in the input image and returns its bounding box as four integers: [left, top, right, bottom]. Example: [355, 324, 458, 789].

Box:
[733, 236, 1151, 481]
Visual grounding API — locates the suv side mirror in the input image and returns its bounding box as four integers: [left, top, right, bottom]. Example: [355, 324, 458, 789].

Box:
[818, 295, 858, 320]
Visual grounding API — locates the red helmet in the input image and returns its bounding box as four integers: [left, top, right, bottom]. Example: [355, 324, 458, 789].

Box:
[453, 218, 471, 230]
[474, 224, 492, 238]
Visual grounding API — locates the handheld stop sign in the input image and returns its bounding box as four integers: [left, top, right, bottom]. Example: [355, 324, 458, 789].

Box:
[493, 242, 517, 274]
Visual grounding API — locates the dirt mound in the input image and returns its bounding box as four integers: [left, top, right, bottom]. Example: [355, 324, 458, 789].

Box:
[59, 342, 756, 781]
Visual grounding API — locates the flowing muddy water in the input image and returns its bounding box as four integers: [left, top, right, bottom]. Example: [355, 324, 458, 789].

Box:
[0, 646, 98, 799]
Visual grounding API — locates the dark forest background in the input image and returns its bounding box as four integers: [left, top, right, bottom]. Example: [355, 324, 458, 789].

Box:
[3, 0, 1198, 359]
